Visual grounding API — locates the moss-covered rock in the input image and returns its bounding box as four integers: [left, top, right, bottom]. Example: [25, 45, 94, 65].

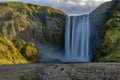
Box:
[0, 2, 66, 46]
[13, 39, 37, 63]
[13, 39, 26, 52]
[93, 1, 120, 62]
[0, 34, 27, 65]
[0, 2, 66, 64]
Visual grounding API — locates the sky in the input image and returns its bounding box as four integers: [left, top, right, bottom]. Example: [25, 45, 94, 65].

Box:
[0, 0, 111, 14]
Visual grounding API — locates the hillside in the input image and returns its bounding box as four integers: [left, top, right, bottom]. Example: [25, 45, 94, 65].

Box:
[0, 34, 38, 65]
[0, 2, 66, 45]
[93, 1, 120, 62]
[0, 34, 27, 64]
[0, 2, 66, 64]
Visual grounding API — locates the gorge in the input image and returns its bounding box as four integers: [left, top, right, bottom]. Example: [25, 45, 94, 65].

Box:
[0, 0, 119, 64]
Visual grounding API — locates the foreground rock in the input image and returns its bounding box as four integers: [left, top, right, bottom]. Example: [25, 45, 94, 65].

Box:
[0, 63, 120, 80]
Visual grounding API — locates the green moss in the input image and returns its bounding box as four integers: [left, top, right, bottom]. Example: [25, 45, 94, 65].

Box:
[0, 2, 66, 46]
[21, 42, 37, 63]
[93, 1, 120, 62]
[0, 2, 66, 64]
[0, 34, 27, 65]
[13, 40, 37, 63]
[46, 6, 66, 15]
[13, 39, 26, 51]
[0, 34, 37, 65]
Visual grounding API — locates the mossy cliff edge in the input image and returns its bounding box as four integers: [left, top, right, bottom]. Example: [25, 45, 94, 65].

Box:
[93, 1, 120, 62]
[0, 2, 66, 65]
[0, 2, 66, 45]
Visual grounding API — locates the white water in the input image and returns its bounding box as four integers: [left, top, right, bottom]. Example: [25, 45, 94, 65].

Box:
[63, 0, 111, 62]
[65, 14, 90, 62]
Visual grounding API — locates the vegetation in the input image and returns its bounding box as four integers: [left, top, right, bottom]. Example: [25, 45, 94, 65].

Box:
[0, 34, 38, 65]
[0, 34, 27, 65]
[0, 2, 66, 46]
[93, 1, 120, 62]
[0, 2, 66, 64]
[13, 39, 37, 63]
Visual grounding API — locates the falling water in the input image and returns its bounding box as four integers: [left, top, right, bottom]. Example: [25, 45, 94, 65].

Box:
[65, 14, 90, 62]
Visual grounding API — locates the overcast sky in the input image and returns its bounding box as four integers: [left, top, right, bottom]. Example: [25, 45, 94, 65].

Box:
[0, 0, 111, 14]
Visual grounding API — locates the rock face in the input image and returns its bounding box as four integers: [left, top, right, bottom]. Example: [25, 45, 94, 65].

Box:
[93, 1, 120, 62]
[89, 1, 113, 58]
[0, 2, 66, 46]
[0, 2, 66, 64]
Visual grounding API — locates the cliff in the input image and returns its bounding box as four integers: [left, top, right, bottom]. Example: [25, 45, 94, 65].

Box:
[0, 2, 66, 46]
[0, 2, 66, 64]
[90, 1, 113, 58]
[93, 1, 120, 62]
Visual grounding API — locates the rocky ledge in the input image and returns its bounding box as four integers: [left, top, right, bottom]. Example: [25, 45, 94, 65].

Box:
[0, 63, 120, 80]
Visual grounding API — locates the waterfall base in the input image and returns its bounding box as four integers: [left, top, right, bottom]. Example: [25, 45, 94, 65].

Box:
[63, 57, 90, 62]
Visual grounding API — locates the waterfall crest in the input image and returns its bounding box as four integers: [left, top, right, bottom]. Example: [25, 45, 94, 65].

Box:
[65, 14, 90, 62]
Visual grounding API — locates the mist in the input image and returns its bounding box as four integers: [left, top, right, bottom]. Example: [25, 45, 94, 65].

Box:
[35, 42, 64, 62]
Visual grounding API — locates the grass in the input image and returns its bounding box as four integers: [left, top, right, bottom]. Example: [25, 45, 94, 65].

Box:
[0, 34, 27, 65]
[93, 1, 120, 62]
[0, 2, 66, 64]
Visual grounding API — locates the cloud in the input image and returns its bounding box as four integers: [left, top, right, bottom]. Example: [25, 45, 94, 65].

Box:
[0, 0, 111, 14]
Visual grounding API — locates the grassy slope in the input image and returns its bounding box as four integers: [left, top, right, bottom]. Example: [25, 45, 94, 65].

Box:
[0, 2, 66, 45]
[0, 2, 66, 64]
[93, 1, 120, 62]
[0, 34, 27, 65]
[13, 39, 37, 63]
[0, 34, 37, 65]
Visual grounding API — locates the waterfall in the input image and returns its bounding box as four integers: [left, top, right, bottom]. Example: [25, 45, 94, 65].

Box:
[65, 14, 90, 62]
